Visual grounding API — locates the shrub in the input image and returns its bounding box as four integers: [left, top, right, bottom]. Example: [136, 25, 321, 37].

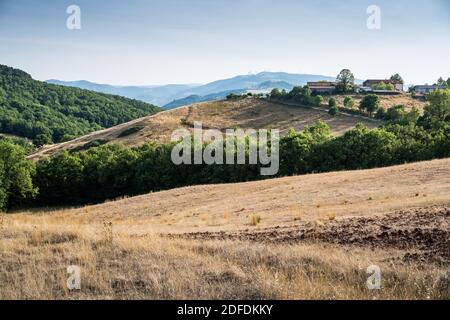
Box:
[118, 126, 144, 138]
[226, 93, 242, 100]
[314, 95, 324, 107]
[375, 108, 387, 120]
[360, 94, 380, 115]
[344, 96, 355, 108]
[328, 98, 337, 108]
[329, 106, 338, 116]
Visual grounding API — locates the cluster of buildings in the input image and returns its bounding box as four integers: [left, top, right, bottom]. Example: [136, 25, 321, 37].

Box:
[306, 79, 445, 95]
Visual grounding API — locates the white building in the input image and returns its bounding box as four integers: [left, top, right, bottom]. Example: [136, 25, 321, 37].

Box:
[412, 85, 446, 94]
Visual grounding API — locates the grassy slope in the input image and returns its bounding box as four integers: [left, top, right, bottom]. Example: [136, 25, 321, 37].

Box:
[14, 158, 449, 233]
[2, 158, 449, 299]
[330, 93, 427, 111]
[29, 97, 380, 159]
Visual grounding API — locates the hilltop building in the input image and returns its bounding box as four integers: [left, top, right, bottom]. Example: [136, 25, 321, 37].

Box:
[363, 79, 404, 91]
[411, 85, 446, 94]
[307, 81, 336, 94]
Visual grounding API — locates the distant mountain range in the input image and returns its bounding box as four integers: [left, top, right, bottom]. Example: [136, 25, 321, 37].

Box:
[47, 72, 344, 109]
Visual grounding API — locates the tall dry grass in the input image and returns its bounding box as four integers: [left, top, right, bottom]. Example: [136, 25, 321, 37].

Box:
[0, 219, 448, 300]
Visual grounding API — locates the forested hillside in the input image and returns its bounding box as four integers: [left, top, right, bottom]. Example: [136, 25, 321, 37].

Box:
[0, 65, 161, 146]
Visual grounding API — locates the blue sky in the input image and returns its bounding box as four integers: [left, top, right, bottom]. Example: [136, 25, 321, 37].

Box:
[0, 0, 449, 85]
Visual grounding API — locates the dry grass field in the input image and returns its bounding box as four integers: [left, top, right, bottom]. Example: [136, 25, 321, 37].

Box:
[29, 98, 379, 160]
[331, 93, 427, 111]
[1, 159, 449, 299]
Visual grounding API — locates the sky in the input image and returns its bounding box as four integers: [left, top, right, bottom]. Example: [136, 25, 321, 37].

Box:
[0, 0, 449, 86]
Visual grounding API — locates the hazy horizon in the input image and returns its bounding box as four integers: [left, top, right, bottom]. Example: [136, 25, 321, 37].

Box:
[1, 0, 449, 86]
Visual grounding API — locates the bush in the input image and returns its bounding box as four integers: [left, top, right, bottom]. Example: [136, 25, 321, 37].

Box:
[33, 133, 52, 147]
[375, 108, 387, 120]
[328, 106, 338, 116]
[314, 95, 324, 107]
[226, 93, 243, 100]
[118, 126, 144, 138]
[344, 96, 355, 108]
[360, 94, 380, 115]
[328, 98, 337, 108]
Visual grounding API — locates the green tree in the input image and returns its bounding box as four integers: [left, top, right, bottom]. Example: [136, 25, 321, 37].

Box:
[314, 95, 324, 107]
[419, 89, 450, 129]
[344, 96, 355, 108]
[0, 140, 36, 210]
[390, 74, 404, 84]
[437, 77, 446, 86]
[328, 97, 337, 108]
[328, 106, 338, 116]
[33, 133, 52, 147]
[270, 88, 282, 99]
[279, 121, 332, 175]
[360, 94, 380, 115]
[372, 82, 387, 90]
[336, 69, 355, 93]
[385, 83, 395, 91]
[34, 151, 84, 205]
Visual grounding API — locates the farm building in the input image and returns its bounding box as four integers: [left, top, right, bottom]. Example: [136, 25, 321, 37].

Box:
[307, 81, 336, 94]
[363, 79, 404, 91]
[411, 85, 446, 94]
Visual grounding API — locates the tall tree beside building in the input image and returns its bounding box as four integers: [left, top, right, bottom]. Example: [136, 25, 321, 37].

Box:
[336, 69, 355, 93]
[390, 74, 404, 84]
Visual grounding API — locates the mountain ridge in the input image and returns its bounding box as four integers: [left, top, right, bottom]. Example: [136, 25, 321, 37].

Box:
[47, 72, 351, 108]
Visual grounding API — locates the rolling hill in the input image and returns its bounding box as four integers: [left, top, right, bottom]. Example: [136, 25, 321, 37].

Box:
[28, 97, 380, 159]
[3, 158, 449, 299]
[0, 65, 162, 145]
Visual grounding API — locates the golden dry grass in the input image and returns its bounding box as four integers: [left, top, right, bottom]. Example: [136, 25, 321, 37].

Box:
[1, 159, 449, 299]
[29, 97, 378, 160]
[331, 93, 427, 111]
[13, 158, 449, 234]
[1, 223, 448, 300]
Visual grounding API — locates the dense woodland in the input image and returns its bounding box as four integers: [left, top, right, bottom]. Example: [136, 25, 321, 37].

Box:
[0, 65, 161, 146]
[1, 88, 448, 210]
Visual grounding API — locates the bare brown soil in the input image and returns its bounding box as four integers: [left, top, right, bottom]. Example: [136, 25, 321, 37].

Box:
[175, 204, 450, 264]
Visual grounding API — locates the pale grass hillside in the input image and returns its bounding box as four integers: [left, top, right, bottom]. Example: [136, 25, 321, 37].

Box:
[1, 159, 449, 299]
[1, 229, 447, 300]
[13, 158, 449, 233]
[29, 97, 379, 160]
[330, 93, 427, 112]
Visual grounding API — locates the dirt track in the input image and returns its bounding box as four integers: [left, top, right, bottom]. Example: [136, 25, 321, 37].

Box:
[174, 204, 450, 264]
